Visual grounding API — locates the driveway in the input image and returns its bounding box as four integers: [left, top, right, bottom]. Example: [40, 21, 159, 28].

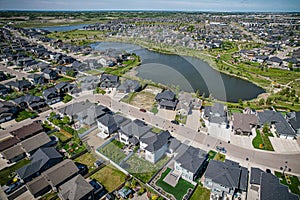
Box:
[207, 125, 231, 142]
[157, 109, 176, 121]
[269, 137, 300, 153]
[186, 109, 201, 130]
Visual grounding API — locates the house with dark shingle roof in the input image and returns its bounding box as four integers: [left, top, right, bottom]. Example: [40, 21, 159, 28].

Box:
[286, 111, 300, 135]
[140, 130, 171, 163]
[232, 113, 258, 136]
[117, 79, 141, 93]
[0, 100, 18, 123]
[204, 159, 248, 198]
[118, 119, 152, 145]
[96, 113, 130, 138]
[58, 175, 94, 200]
[174, 146, 207, 183]
[42, 159, 79, 190]
[20, 132, 51, 155]
[1, 144, 26, 163]
[10, 121, 43, 141]
[257, 110, 296, 139]
[26, 175, 51, 198]
[11, 94, 46, 111]
[42, 68, 58, 80]
[204, 102, 228, 128]
[0, 136, 20, 152]
[16, 147, 63, 182]
[42, 87, 61, 105]
[6, 79, 32, 92]
[99, 74, 119, 89]
[155, 90, 178, 110]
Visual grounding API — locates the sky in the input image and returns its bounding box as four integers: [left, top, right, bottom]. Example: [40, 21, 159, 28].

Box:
[0, 0, 299, 12]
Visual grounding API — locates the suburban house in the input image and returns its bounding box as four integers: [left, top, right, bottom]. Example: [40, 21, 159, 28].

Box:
[11, 94, 47, 110]
[0, 84, 11, 95]
[42, 159, 79, 191]
[177, 92, 202, 116]
[286, 111, 300, 135]
[43, 87, 62, 105]
[257, 110, 296, 139]
[117, 79, 141, 93]
[78, 75, 100, 91]
[155, 90, 178, 110]
[0, 100, 19, 123]
[26, 175, 52, 198]
[20, 132, 51, 155]
[10, 121, 44, 141]
[232, 113, 259, 136]
[0, 136, 20, 152]
[6, 79, 32, 92]
[174, 145, 207, 183]
[42, 68, 58, 80]
[16, 147, 63, 183]
[203, 102, 228, 128]
[267, 56, 283, 68]
[27, 73, 45, 84]
[140, 130, 171, 163]
[249, 167, 299, 200]
[96, 113, 130, 138]
[99, 74, 119, 89]
[0, 71, 7, 81]
[55, 82, 74, 94]
[58, 175, 94, 200]
[1, 144, 26, 163]
[204, 159, 248, 199]
[119, 119, 152, 145]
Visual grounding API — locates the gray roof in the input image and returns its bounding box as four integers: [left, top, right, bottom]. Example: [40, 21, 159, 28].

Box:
[120, 119, 152, 139]
[204, 102, 228, 124]
[159, 99, 178, 108]
[59, 101, 95, 116]
[233, 113, 258, 132]
[43, 159, 79, 187]
[26, 175, 50, 196]
[117, 79, 140, 92]
[12, 94, 44, 105]
[20, 132, 51, 153]
[1, 144, 25, 160]
[100, 74, 119, 83]
[43, 87, 58, 98]
[205, 159, 248, 190]
[144, 131, 171, 152]
[59, 175, 93, 200]
[155, 90, 175, 101]
[287, 111, 300, 131]
[17, 147, 63, 180]
[97, 113, 124, 134]
[11, 121, 43, 140]
[250, 167, 264, 185]
[175, 146, 207, 174]
[169, 138, 181, 152]
[260, 172, 299, 200]
[6, 80, 31, 89]
[257, 110, 296, 137]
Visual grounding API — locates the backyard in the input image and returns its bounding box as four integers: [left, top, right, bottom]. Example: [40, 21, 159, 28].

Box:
[275, 171, 300, 196]
[124, 154, 170, 183]
[98, 141, 126, 164]
[51, 131, 73, 143]
[0, 159, 31, 186]
[156, 168, 194, 200]
[74, 152, 97, 172]
[90, 164, 127, 192]
[252, 130, 274, 151]
[190, 184, 211, 200]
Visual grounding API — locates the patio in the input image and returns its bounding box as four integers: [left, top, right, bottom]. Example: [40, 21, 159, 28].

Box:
[163, 169, 181, 187]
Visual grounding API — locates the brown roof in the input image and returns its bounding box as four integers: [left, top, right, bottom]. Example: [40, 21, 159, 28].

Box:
[21, 132, 51, 153]
[43, 159, 79, 187]
[233, 113, 259, 133]
[0, 136, 20, 151]
[26, 175, 50, 196]
[1, 144, 25, 160]
[11, 121, 43, 140]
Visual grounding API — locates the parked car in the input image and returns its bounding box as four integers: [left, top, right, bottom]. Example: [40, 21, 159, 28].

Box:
[171, 120, 179, 125]
[216, 146, 227, 153]
[4, 181, 22, 194]
[139, 108, 146, 112]
[94, 159, 104, 168]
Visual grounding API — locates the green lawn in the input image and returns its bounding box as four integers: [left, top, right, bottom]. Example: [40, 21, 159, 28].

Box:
[156, 168, 194, 200]
[77, 127, 88, 134]
[62, 140, 86, 157]
[152, 127, 162, 134]
[91, 164, 127, 192]
[208, 150, 217, 160]
[252, 130, 274, 151]
[275, 171, 300, 196]
[112, 139, 125, 149]
[190, 184, 211, 200]
[213, 153, 226, 162]
[62, 94, 73, 103]
[15, 110, 38, 122]
[125, 155, 169, 183]
[98, 142, 126, 164]
[51, 131, 73, 142]
[175, 114, 187, 124]
[56, 77, 74, 83]
[74, 153, 97, 172]
[0, 159, 31, 185]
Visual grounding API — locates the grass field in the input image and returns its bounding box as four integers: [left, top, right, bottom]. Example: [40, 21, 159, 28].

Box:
[91, 164, 127, 192]
[252, 130, 274, 151]
[190, 184, 211, 200]
[156, 168, 194, 200]
[74, 153, 97, 172]
[0, 159, 31, 186]
[213, 153, 226, 162]
[125, 154, 169, 183]
[15, 110, 37, 122]
[275, 171, 300, 196]
[98, 142, 126, 164]
[51, 131, 73, 142]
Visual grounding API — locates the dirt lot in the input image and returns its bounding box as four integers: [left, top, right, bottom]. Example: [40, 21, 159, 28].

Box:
[131, 91, 156, 111]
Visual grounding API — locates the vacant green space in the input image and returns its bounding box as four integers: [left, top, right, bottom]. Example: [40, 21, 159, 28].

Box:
[0, 159, 31, 186]
[275, 171, 300, 196]
[190, 184, 210, 200]
[15, 110, 37, 122]
[252, 130, 274, 151]
[98, 142, 126, 164]
[125, 155, 169, 183]
[91, 164, 127, 192]
[156, 168, 194, 200]
[74, 153, 97, 172]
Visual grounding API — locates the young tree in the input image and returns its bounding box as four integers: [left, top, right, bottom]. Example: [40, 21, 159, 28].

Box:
[259, 98, 265, 106]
